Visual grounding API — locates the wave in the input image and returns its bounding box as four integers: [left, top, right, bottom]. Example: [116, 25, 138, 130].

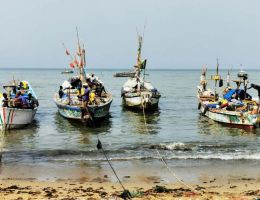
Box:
[3, 143, 260, 163]
[149, 142, 252, 152]
[49, 155, 155, 162]
[47, 152, 260, 162]
[149, 142, 193, 151]
[166, 152, 260, 160]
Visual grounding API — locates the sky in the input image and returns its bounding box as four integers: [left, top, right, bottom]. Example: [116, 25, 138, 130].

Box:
[0, 0, 260, 69]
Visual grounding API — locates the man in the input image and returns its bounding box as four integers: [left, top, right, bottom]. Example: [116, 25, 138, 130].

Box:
[82, 84, 90, 107]
[90, 73, 96, 83]
[95, 82, 106, 97]
[81, 83, 91, 121]
[27, 93, 39, 108]
[12, 87, 17, 96]
[14, 92, 23, 108]
[86, 78, 93, 89]
[2, 93, 9, 107]
[59, 86, 64, 99]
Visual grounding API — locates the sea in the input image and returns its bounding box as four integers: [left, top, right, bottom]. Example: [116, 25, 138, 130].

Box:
[0, 68, 260, 181]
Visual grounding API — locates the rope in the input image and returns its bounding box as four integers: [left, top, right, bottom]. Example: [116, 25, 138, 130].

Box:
[142, 100, 149, 133]
[96, 135, 131, 199]
[140, 98, 199, 194]
[155, 149, 196, 192]
[0, 131, 4, 163]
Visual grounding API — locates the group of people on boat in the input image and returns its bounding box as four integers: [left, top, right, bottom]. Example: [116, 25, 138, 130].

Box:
[213, 86, 254, 111]
[58, 73, 106, 107]
[1, 81, 39, 109]
[199, 69, 260, 115]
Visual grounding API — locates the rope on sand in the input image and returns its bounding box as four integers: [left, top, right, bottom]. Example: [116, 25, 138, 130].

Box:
[155, 149, 195, 192]
[96, 135, 131, 199]
[141, 98, 198, 194]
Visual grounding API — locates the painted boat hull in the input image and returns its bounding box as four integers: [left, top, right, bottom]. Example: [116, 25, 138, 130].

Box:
[54, 99, 112, 121]
[199, 103, 260, 127]
[0, 107, 37, 130]
[122, 95, 160, 110]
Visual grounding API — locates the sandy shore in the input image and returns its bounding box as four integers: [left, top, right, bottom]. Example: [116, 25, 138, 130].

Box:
[0, 160, 260, 199]
[0, 176, 260, 199]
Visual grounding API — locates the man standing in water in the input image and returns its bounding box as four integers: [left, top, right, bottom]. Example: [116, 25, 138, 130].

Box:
[81, 83, 90, 121]
[58, 86, 64, 99]
[82, 83, 89, 107]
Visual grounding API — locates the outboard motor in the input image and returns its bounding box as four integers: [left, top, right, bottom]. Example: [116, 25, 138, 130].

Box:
[237, 70, 248, 79]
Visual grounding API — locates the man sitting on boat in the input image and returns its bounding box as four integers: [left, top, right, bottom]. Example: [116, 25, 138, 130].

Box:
[2, 93, 9, 107]
[27, 93, 39, 109]
[86, 78, 93, 89]
[14, 92, 25, 108]
[90, 73, 96, 83]
[95, 82, 106, 97]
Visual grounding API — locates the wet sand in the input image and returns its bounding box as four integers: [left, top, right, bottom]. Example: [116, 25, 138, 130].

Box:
[0, 160, 260, 199]
[0, 177, 260, 199]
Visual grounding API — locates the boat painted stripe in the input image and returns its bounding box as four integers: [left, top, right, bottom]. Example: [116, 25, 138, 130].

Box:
[6, 109, 11, 125]
[10, 109, 15, 126]
[7, 110, 12, 129]
[7, 109, 13, 130]
[0, 111, 3, 125]
[3, 107, 6, 124]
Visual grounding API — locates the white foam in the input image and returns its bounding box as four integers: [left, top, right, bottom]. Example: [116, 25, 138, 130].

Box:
[167, 152, 260, 160]
[158, 142, 192, 151]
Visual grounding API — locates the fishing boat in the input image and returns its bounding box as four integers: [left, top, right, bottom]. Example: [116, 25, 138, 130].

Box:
[118, 34, 161, 110]
[0, 80, 38, 130]
[54, 29, 112, 124]
[114, 70, 135, 78]
[61, 69, 74, 74]
[197, 61, 260, 128]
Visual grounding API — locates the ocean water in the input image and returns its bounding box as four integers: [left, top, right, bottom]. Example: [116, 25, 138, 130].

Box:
[0, 68, 260, 179]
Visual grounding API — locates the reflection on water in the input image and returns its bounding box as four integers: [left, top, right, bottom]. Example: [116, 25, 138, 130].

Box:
[197, 114, 260, 136]
[121, 106, 161, 135]
[1, 119, 40, 149]
[54, 112, 112, 135]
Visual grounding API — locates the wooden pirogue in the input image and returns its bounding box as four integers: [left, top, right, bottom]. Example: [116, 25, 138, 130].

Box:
[197, 62, 260, 128]
[54, 29, 112, 124]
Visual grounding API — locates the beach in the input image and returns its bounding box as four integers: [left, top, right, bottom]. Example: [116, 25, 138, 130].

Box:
[2, 0, 260, 198]
[0, 159, 260, 199]
[0, 171, 260, 199]
[0, 68, 260, 199]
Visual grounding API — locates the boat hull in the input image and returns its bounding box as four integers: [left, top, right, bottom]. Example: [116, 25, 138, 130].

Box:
[199, 103, 260, 128]
[0, 107, 37, 130]
[55, 99, 112, 121]
[123, 96, 160, 110]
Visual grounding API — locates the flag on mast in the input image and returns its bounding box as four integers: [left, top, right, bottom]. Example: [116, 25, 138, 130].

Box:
[69, 62, 75, 68]
[74, 57, 79, 66]
[65, 49, 70, 55]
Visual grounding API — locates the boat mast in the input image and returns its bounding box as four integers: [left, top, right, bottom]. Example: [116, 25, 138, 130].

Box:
[212, 58, 221, 100]
[135, 34, 143, 92]
[76, 27, 86, 84]
[136, 35, 143, 78]
[200, 66, 207, 91]
[226, 70, 230, 87]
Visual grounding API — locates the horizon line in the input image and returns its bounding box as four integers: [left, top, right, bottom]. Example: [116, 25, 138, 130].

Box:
[0, 66, 260, 70]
